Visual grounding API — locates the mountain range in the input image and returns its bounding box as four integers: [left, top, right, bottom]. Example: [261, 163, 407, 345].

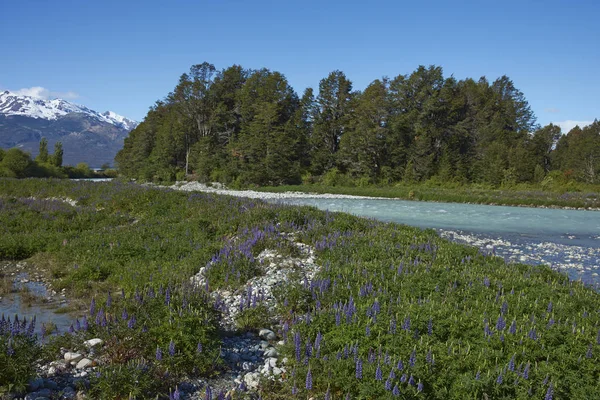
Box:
[0, 91, 138, 167]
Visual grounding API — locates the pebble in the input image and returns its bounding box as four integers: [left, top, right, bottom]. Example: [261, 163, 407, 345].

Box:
[83, 338, 104, 348]
[75, 358, 93, 369]
[63, 352, 83, 363]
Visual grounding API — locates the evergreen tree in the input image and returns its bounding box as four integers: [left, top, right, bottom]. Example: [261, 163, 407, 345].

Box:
[51, 142, 63, 168]
[36, 137, 49, 164]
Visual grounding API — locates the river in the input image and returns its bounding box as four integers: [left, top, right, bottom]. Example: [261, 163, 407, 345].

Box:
[269, 197, 600, 287]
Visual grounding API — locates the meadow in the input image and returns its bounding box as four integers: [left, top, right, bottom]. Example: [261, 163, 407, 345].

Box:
[1, 178, 599, 399]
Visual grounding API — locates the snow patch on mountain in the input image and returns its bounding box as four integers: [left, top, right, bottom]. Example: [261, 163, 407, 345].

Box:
[0, 91, 138, 131]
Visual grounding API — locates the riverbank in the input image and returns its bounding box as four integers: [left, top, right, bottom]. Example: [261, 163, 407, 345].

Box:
[1, 179, 600, 399]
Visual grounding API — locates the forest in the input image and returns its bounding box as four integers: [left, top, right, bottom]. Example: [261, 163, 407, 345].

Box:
[115, 62, 600, 188]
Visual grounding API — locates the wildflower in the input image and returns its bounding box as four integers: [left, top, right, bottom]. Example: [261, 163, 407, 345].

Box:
[385, 379, 392, 390]
[409, 350, 416, 367]
[509, 320, 517, 334]
[427, 318, 433, 335]
[305, 368, 313, 390]
[545, 383, 554, 400]
[355, 358, 363, 379]
[426, 349, 434, 365]
[197, 342, 203, 353]
[408, 374, 415, 386]
[89, 298, 96, 316]
[128, 316, 136, 329]
[520, 362, 529, 380]
[496, 315, 506, 331]
[508, 354, 515, 372]
[375, 364, 383, 381]
[122, 309, 128, 320]
[496, 373, 503, 385]
[156, 347, 163, 361]
[475, 370, 481, 380]
[417, 381, 423, 392]
[106, 292, 112, 308]
[397, 359, 404, 371]
[392, 384, 400, 396]
[400, 373, 407, 383]
[205, 386, 212, 400]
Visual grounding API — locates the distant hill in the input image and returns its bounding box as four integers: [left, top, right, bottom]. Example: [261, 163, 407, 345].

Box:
[0, 91, 138, 167]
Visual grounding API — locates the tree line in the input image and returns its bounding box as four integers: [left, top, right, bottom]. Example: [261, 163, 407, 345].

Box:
[116, 62, 600, 187]
[0, 139, 113, 179]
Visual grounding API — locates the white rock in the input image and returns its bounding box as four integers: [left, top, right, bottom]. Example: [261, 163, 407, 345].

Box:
[264, 347, 278, 358]
[259, 328, 276, 341]
[64, 352, 83, 362]
[84, 338, 104, 348]
[75, 358, 93, 369]
[273, 367, 283, 376]
[243, 372, 260, 390]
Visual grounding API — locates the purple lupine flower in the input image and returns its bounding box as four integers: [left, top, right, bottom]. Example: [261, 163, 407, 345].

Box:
[165, 287, 171, 306]
[417, 381, 423, 392]
[305, 368, 313, 390]
[122, 309, 129, 321]
[408, 374, 415, 386]
[375, 364, 383, 381]
[385, 379, 392, 392]
[475, 370, 481, 380]
[294, 332, 302, 362]
[428, 318, 433, 335]
[156, 347, 163, 361]
[426, 349, 434, 365]
[508, 355, 515, 371]
[522, 363, 530, 380]
[402, 316, 411, 331]
[197, 342, 203, 353]
[547, 301, 553, 314]
[501, 301, 508, 315]
[324, 387, 331, 400]
[392, 384, 400, 396]
[106, 292, 112, 308]
[128, 316, 136, 329]
[545, 383, 554, 400]
[400, 373, 407, 383]
[397, 359, 404, 371]
[89, 298, 96, 316]
[205, 386, 212, 400]
[82, 316, 89, 331]
[169, 340, 176, 357]
[547, 318, 555, 328]
[509, 320, 517, 334]
[69, 324, 75, 333]
[528, 328, 538, 341]
[356, 358, 363, 379]
[483, 277, 490, 288]
[172, 387, 181, 400]
[496, 373, 503, 385]
[496, 315, 506, 331]
[409, 350, 416, 367]
[6, 340, 14, 356]
[365, 325, 371, 336]
[389, 369, 396, 380]
[291, 383, 298, 395]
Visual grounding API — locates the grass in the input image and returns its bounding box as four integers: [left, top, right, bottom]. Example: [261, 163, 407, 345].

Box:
[0, 178, 599, 399]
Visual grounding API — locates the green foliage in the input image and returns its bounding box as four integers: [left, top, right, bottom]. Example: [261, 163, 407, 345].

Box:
[36, 137, 49, 164]
[1, 148, 31, 177]
[235, 304, 271, 331]
[51, 142, 63, 167]
[0, 320, 40, 393]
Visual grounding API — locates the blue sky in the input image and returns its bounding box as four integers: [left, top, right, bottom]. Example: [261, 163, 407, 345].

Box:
[1, 0, 598, 132]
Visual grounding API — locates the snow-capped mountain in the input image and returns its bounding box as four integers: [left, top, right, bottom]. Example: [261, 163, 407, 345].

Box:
[0, 91, 139, 167]
[0, 91, 138, 131]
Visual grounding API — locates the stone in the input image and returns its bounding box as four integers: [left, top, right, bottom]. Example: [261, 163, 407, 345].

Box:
[64, 352, 83, 363]
[243, 372, 260, 390]
[258, 328, 276, 341]
[259, 341, 269, 350]
[264, 347, 278, 358]
[27, 377, 44, 392]
[43, 379, 58, 390]
[60, 387, 76, 400]
[83, 338, 104, 348]
[272, 367, 283, 376]
[75, 358, 93, 369]
[227, 352, 241, 364]
[267, 357, 277, 368]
